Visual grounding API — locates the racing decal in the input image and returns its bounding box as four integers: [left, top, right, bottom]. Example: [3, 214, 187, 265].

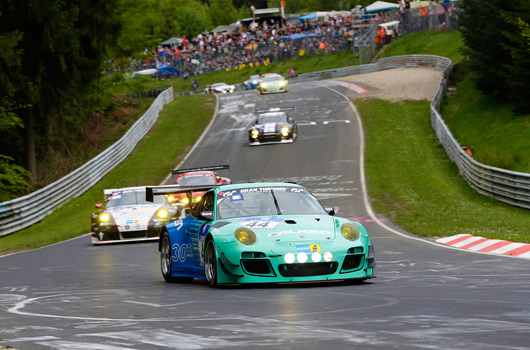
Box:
[264, 123, 276, 133]
[125, 219, 139, 224]
[238, 217, 283, 229]
[268, 230, 331, 237]
[296, 244, 321, 253]
[172, 243, 191, 263]
[198, 223, 211, 265]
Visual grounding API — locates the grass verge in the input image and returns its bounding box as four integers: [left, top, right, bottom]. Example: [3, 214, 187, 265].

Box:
[0, 94, 215, 255]
[358, 98, 530, 243]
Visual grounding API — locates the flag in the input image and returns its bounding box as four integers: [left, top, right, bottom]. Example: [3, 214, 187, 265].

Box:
[281, 0, 286, 19]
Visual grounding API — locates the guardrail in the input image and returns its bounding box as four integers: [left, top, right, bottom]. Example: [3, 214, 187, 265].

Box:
[0, 87, 174, 237]
[2, 54, 528, 238]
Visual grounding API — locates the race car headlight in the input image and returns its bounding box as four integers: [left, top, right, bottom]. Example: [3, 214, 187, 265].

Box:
[194, 196, 202, 203]
[98, 212, 111, 223]
[181, 197, 190, 205]
[281, 126, 289, 136]
[234, 227, 256, 245]
[259, 82, 267, 88]
[279, 81, 286, 87]
[251, 129, 259, 139]
[341, 223, 361, 241]
[323, 251, 333, 262]
[156, 209, 169, 219]
[167, 195, 176, 203]
[252, 80, 257, 84]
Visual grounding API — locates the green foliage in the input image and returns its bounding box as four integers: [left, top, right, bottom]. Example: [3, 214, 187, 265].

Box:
[460, 0, 530, 112]
[0, 155, 31, 202]
[210, 0, 238, 27]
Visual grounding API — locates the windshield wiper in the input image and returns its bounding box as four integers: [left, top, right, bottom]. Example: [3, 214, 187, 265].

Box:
[270, 190, 281, 215]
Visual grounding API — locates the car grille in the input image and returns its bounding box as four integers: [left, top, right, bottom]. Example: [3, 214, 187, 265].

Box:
[278, 262, 338, 277]
[341, 255, 364, 272]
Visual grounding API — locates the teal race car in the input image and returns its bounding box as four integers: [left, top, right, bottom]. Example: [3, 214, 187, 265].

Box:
[147, 182, 375, 287]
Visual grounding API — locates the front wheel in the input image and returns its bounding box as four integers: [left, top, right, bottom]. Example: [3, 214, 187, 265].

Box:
[160, 232, 193, 283]
[204, 239, 218, 287]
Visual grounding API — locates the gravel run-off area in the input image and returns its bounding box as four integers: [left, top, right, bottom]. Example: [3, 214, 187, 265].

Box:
[336, 66, 444, 101]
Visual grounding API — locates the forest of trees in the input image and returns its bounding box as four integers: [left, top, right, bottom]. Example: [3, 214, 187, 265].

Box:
[1, 0, 529, 202]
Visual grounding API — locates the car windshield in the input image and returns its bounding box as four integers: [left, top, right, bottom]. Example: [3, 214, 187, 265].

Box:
[257, 113, 287, 124]
[177, 174, 217, 186]
[216, 187, 327, 219]
[212, 84, 226, 88]
[105, 190, 166, 207]
[262, 75, 283, 81]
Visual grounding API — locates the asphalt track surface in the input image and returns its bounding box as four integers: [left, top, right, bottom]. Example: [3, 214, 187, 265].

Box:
[1, 83, 530, 350]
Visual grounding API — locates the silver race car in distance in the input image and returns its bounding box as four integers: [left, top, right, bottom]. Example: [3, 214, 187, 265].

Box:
[249, 107, 298, 146]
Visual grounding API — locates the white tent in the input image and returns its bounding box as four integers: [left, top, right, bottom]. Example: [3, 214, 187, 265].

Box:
[365, 1, 399, 12]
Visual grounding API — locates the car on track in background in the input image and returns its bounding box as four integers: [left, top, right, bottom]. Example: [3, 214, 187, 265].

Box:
[91, 186, 181, 245]
[249, 107, 298, 145]
[206, 82, 235, 94]
[171, 165, 231, 206]
[243, 74, 262, 90]
[147, 182, 376, 287]
[257, 73, 288, 94]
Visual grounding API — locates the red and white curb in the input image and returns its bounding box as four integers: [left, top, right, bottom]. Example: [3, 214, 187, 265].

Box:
[436, 234, 530, 259]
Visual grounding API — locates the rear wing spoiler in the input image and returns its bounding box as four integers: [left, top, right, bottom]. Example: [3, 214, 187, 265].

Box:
[172, 164, 230, 175]
[254, 107, 295, 113]
[103, 186, 146, 196]
[146, 185, 215, 202]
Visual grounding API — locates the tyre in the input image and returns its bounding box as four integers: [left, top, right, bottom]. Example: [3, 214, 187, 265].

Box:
[160, 232, 193, 283]
[204, 239, 218, 287]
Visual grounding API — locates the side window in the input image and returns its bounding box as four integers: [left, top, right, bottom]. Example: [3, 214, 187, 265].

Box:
[203, 192, 214, 212]
[192, 191, 214, 218]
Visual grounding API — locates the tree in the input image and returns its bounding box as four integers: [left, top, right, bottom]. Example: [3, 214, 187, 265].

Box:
[210, 0, 238, 27]
[460, 0, 530, 112]
[0, 0, 120, 184]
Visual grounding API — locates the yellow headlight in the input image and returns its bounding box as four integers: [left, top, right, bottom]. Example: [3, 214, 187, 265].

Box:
[194, 196, 202, 203]
[99, 212, 111, 223]
[341, 223, 360, 241]
[167, 195, 175, 202]
[281, 127, 289, 136]
[251, 129, 259, 139]
[157, 209, 169, 219]
[235, 227, 257, 245]
[279, 81, 286, 87]
[181, 197, 190, 205]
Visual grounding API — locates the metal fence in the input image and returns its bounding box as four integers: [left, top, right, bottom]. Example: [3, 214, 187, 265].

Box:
[0, 88, 174, 237]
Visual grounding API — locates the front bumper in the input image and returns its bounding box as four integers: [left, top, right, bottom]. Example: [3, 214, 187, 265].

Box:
[258, 85, 288, 94]
[214, 241, 375, 284]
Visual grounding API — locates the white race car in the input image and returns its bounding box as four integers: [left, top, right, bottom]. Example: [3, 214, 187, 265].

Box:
[207, 82, 235, 94]
[91, 186, 182, 244]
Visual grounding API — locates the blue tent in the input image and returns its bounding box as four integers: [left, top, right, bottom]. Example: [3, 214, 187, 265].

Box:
[280, 33, 320, 40]
[298, 12, 316, 20]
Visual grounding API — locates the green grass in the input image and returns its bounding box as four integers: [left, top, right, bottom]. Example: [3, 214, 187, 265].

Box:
[379, 30, 464, 64]
[0, 94, 215, 255]
[440, 76, 530, 173]
[358, 98, 530, 242]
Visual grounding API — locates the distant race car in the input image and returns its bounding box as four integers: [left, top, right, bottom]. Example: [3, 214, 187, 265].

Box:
[91, 186, 181, 245]
[257, 73, 288, 94]
[147, 182, 376, 287]
[206, 82, 235, 94]
[244, 74, 262, 90]
[249, 107, 298, 145]
[171, 165, 231, 206]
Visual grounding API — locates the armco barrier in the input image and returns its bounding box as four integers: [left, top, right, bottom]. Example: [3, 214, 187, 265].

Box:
[2, 55, 529, 237]
[0, 87, 174, 237]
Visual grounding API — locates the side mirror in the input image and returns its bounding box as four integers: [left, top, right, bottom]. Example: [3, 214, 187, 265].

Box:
[199, 211, 214, 221]
[95, 203, 103, 208]
[324, 206, 335, 216]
